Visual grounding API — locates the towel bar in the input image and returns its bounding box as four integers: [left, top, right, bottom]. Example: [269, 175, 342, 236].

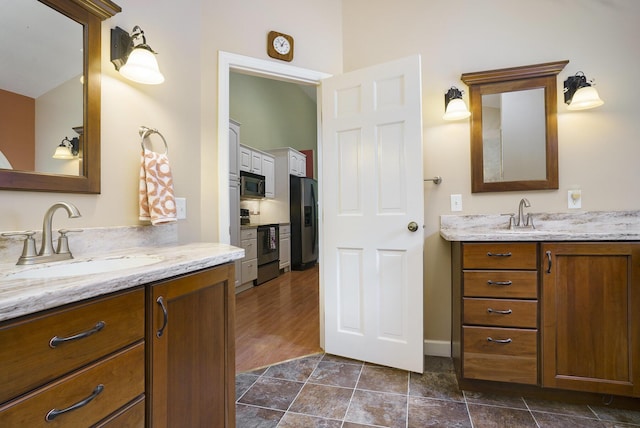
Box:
[139, 126, 168, 154]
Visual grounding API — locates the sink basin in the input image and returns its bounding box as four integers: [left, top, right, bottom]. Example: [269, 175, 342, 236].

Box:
[6, 255, 163, 279]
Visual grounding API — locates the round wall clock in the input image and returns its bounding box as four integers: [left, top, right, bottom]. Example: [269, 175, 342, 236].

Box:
[267, 31, 294, 62]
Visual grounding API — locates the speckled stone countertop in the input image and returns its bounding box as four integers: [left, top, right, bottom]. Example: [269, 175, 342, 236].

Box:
[440, 210, 640, 242]
[0, 229, 244, 323]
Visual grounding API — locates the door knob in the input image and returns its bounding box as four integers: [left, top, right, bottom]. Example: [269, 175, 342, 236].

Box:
[407, 221, 419, 232]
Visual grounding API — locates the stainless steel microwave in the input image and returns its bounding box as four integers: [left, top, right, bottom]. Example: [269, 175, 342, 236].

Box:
[240, 171, 265, 199]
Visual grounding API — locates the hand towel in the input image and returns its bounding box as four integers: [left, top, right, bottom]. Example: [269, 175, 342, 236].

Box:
[139, 148, 177, 225]
[269, 226, 276, 250]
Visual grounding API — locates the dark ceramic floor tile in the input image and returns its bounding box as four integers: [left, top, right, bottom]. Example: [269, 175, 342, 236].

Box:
[309, 361, 362, 388]
[532, 411, 605, 428]
[524, 396, 597, 418]
[235, 403, 283, 428]
[321, 353, 365, 366]
[289, 383, 353, 420]
[464, 390, 527, 409]
[344, 389, 408, 428]
[237, 377, 304, 411]
[601, 422, 639, 428]
[408, 396, 471, 427]
[278, 412, 343, 427]
[590, 406, 640, 425]
[409, 371, 464, 402]
[468, 403, 538, 428]
[356, 365, 409, 394]
[262, 355, 322, 382]
[424, 355, 455, 373]
[235, 373, 259, 400]
[342, 423, 379, 428]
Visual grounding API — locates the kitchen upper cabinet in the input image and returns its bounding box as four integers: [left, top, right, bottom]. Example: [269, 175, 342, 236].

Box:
[251, 151, 262, 175]
[262, 154, 275, 198]
[229, 119, 241, 184]
[239, 145, 252, 172]
[147, 264, 236, 427]
[542, 242, 640, 398]
[288, 149, 307, 177]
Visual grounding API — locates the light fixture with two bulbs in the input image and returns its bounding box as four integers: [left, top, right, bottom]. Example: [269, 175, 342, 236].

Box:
[110, 25, 165, 85]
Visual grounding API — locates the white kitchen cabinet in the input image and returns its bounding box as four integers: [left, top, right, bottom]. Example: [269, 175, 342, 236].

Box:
[229, 120, 241, 288]
[262, 148, 308, 224]
[287, 149, 307, 177]
[239, 228, 257, 292]
[251, 151, 262, 174]
[239, 145, 252, 172]
[279, 223, 291, 272]
[262, 154, 275, 198]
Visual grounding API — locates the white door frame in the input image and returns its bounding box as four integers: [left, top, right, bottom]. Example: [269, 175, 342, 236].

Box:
[216, 51, 331, 343]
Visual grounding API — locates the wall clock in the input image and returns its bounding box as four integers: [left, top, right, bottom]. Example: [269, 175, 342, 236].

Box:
[267, 31, 294, 62]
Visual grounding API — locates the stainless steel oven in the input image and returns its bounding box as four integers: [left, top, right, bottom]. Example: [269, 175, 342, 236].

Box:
[256, 224, 279, 285]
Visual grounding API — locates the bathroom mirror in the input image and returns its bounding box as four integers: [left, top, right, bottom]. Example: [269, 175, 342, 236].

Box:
[0, 0, 121, 193]
[461, 60, 568, 193]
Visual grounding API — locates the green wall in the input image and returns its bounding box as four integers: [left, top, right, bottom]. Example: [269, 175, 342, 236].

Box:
[230, 72, 317, 175]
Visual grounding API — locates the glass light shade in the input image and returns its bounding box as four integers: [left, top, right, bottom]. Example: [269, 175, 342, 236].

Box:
[53, 145, 74, 160]
[567, 86, 604, 110]
[119, 47, 165, 85]
[443, 98, 471, 120]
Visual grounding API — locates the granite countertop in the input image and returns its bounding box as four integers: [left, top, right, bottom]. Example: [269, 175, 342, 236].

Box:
[440, 210, 640, 242]
[0, 242, 244, 323]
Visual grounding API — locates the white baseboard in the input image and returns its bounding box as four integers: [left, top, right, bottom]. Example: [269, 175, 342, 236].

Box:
[424, 340, 451, 357]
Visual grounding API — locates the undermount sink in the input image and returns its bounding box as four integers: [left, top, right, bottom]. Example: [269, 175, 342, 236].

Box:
[6, 255, 163, 279]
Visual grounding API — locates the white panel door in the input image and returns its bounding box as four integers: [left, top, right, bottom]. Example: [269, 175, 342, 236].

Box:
[322, 55, 424, 373]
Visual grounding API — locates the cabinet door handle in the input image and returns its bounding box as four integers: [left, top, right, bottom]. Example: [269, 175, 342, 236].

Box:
[49, 321, 105, 348]
[487, 337, 512, 344]
[45, 384, 104, 421]
[545, 250, 552, 273]
[487, 280, 512, 286]
[487, 308, 513, 315]
[487, 252, 512, 257]
[156, 296, 168, 338]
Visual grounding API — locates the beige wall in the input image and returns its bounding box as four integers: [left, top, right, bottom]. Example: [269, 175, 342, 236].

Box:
[342, 0, 640, 346]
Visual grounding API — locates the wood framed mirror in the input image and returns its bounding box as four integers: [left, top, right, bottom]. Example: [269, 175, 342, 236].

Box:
[0, 0, 120, 193]
[461, 60, 568, 193]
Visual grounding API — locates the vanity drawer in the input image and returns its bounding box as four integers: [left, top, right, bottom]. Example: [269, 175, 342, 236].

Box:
[0, 342, 145, 426]
[0, 288, 144, 403]
[463, 243, 537, 270]
[463, 298, 537, 328]
[464, 271, 538, 298]
[463, 326, 538, 385]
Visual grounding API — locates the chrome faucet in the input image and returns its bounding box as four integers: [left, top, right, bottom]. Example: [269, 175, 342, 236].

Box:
[1, 202, 82, 265]
[508, 198, 534, 229]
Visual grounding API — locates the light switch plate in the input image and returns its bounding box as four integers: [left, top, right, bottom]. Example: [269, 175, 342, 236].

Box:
[450, 194, 462, 212]
[176, 197, 187, 219]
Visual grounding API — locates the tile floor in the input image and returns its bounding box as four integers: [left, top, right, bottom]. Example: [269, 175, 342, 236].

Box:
[236, 354, 640, 427]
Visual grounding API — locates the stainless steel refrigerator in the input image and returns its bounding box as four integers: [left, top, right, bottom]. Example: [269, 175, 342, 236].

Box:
[290, 176, 318, 270]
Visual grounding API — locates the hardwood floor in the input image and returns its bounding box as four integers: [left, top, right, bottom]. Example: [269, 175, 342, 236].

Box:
[235, 264, 322, 373]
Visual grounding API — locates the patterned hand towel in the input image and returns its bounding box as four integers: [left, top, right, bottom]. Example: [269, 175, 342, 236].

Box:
[139, 148, 177, 225]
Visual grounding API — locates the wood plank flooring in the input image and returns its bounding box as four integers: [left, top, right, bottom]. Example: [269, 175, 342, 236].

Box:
[235, 264, 322, 373]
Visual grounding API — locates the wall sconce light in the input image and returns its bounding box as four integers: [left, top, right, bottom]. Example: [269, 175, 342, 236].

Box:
[110, 25, 165, 85]
[563, 72, 604, 110]
[443, 87, 471, 120]
[52, 137, 79, 160]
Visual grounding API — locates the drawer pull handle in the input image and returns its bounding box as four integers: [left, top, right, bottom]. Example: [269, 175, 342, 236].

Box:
[157, 296, 168, 338]
[487, 280, 512, 286]
[45, 384, 104, 421]
[545, 250, 552, 274]
[487, 252, 512, 257]
[487, 337, 512, 344]
[49, 321, 105, 348]
[487, 308, 513, 315]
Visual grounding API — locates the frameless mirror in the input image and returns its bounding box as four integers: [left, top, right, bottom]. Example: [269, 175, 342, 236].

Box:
[461, 61, 568, 193]
[0, 0, 121, 193]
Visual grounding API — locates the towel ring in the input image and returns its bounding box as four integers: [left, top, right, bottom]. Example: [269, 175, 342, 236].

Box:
[139, 126, 169, 155]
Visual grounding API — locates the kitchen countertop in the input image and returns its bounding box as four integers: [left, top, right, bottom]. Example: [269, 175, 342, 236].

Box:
[0, 242, 244, 323]
[440, 210, 640, 241]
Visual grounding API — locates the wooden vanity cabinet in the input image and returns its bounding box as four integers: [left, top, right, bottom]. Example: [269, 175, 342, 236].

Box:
[541, 242, 640, 397]
[0, 288, 145, 426]
[147, 263, 236, 428]
[453, 242, 539, 386]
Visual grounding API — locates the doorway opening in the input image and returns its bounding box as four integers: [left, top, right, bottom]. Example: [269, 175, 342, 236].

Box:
[217, 52, 330, 372]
